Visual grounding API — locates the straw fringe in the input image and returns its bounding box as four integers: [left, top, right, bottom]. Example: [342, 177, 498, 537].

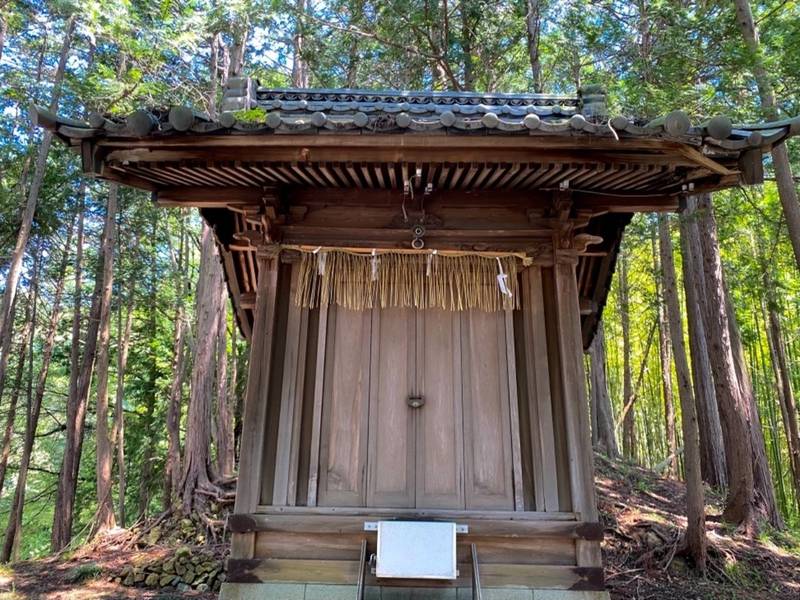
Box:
[295, 251, 519, 312]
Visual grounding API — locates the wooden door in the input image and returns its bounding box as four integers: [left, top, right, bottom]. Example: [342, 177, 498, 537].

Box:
[367, 307, 416, 507]
[317, 307, 372, 507]
[415, 309, 465, 509]
[461, 310, 516, 510]
[318, 306, 517, 511]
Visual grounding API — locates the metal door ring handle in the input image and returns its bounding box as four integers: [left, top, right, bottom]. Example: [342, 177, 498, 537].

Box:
[407, 395, 424, 408]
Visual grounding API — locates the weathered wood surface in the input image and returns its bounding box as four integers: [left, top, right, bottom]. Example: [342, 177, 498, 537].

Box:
[227, 513, 602, 540]
[461, 310, 515, 510]
[272, 266, 310, 506]
[416, 309, 464, 509]
[520, 267, 559, 511]
[367, 307, 415, 508]
[233, 255, 279, 516]
[252, 505, 578, 520]
[226, 558, 604, 590]
[553, 255, 602, 568]
[317, 307, 372, 507]
[252, 531, 578, 565]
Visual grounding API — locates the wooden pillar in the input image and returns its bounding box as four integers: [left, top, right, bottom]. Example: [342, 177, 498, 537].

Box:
[231, 248, 280, 559]
[520, 266, 560, 512]
[553, 248, 602, 568]
[272, 265, 310, 506]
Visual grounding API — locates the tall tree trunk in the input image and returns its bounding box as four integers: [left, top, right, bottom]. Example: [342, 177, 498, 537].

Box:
[93, 185, 119, 536]
[460, 0, 475, 91]
[723, 280, 783, 529]
[51, 188, 114, 552]
[0, 297, 31, 495]
[765, 303, 800, 510]
[679, 198, 727, 488]
[138, 217, 160, 520]
[113, 291, 134, 527]
[181, 224, 225, 513]
[589, 321, 619, 457]
[3, 213, 75, 561]
[653, 225, 677, 476]
[658, 214, 707, 571]
[67, 186, 85, 440]
[215, 298, 234, 478]
[733, 0, 800, 271]
[619, 250, 636, 460]
[292, 0, 309, 87]
[695, 194, 758, 533]
[0, 295, 17, 407]
[229, 325, 241, 463]
[0, 16, 75, 360]
[0, 15, 6, 64]
[525, 0, 543, 92]
[165, 220, 188, 510]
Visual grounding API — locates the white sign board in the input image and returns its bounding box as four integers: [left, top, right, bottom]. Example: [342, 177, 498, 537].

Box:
[375, 521, 458, 580]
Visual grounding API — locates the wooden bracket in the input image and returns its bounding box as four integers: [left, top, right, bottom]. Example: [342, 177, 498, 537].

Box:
[574, 233, 603, 253]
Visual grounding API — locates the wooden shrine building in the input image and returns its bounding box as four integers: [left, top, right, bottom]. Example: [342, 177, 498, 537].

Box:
[36, 82, 799, 600]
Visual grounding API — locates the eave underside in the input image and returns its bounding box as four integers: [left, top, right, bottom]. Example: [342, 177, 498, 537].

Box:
[70, 134, 753, 347]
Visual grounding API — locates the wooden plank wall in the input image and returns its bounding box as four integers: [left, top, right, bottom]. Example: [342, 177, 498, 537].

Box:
[231, 242, 604, 581]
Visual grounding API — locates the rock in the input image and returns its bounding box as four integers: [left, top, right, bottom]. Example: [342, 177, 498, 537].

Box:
[177, 583, 190, 592]
[145, 526, 161, 546]
[163, 558, 175, 574]
[197, 583, 209, 592]
[183, 569, 196, 584]
[671, 555, 690, 576]
[160, 574, 174, 587]
[144, 573, 159, 586]
[123, 574, 134, 586]
[644, 530, 663, 549]
[175, 545, 191, 558]
[134, 570, 146, 583]
[175, 563, 186, 576]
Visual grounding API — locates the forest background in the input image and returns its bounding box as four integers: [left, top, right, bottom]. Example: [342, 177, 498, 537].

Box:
[0, 0, 799, 569]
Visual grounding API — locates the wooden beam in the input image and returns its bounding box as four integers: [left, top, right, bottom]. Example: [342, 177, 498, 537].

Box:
[272, 266, 309, 506]
[156, 185, 265, 207]
[228, 512, 602, 540]
[233, 254, 280, 516]
[226, 559, 604, 590]
[522, 267, 560, 512]
[552, 252, 603, 568]
[252, 504, 578, 520]
[504, 310, 525, 512]
[305, 303, 329, 507]
[674, 145, 733, 176]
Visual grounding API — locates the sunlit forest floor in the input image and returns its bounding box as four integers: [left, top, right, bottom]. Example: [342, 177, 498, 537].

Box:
[0, 456, 797, 599]
[598, 455, 800, 599]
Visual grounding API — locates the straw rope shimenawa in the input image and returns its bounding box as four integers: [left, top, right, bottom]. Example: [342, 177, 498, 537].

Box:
[293, 247, 522, 312]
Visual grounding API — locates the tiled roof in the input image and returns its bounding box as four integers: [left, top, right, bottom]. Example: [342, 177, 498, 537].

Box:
[34, 79, 799, 158]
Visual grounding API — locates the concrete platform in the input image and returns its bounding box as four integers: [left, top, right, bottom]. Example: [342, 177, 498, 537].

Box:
[219, 583, 610, 600]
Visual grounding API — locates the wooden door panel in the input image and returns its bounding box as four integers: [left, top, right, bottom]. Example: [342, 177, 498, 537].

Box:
[461, 310, 515, 510]
[416, 309, 465, 509]
[318, 307, 371, 507]
[367, 307, 416, 507]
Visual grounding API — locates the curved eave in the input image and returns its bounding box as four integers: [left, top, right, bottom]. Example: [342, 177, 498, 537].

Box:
[32, 103, 799, 163]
